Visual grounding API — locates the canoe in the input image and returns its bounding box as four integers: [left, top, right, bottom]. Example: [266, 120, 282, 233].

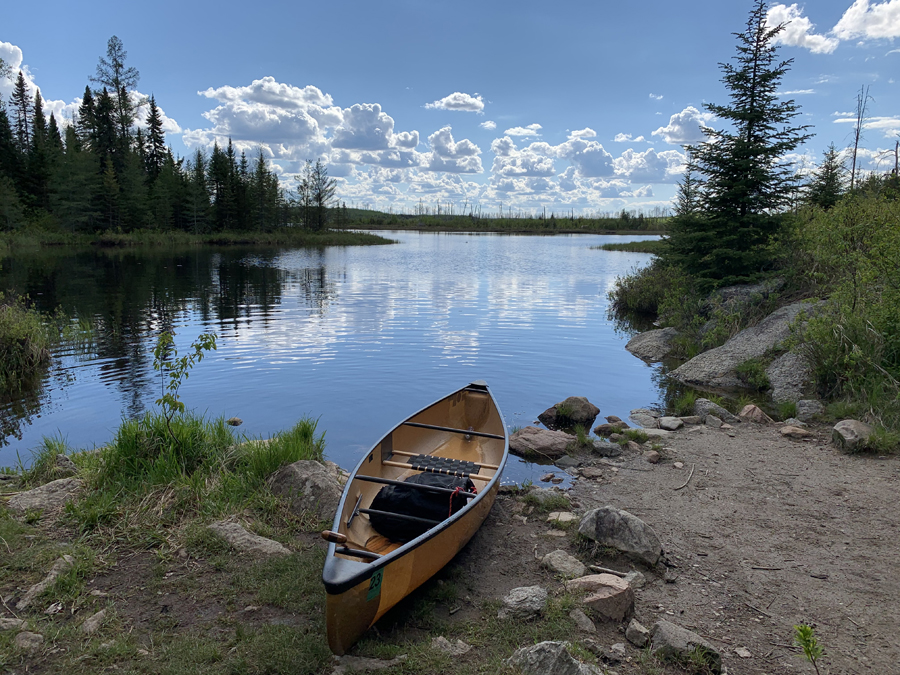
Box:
[321, 380, 509, 655]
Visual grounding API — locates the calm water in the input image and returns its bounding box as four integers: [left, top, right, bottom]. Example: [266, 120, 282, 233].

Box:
[1, 231, 661, 483]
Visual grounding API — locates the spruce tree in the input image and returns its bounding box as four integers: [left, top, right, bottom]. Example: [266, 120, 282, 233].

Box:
[311, 159, 336, 231]
[91, 36, 140, 145]
[26, 90, 51, 210]
[665, 0, 813, 287]
[0, 106, 19, 185]
[145, 95, 166, 181]
[804, 143, 845, 210]
[76, 86, 96, 147]
[9, 71, 33, 152]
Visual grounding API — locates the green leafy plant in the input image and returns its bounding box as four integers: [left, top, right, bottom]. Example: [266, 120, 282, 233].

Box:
[153, 330, 217, 444]
[794, 623, 823, 675]
[735, 357, 771, 391]
[777, 400, 798, 420]
[672, 390, 699, 416]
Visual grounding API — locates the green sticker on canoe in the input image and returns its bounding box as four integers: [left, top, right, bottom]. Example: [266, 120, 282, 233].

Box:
[366, 569, 383, 602]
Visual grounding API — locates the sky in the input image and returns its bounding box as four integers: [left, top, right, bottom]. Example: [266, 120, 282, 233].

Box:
[2, 0, 899, 216]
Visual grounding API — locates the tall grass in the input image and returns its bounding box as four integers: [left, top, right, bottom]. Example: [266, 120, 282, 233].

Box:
[0, 293, 52, 393]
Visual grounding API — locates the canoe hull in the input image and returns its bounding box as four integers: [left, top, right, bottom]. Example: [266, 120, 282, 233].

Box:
[325, 484, 497, 655]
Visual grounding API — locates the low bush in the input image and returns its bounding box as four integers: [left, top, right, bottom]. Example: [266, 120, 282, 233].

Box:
[0, 293, 52, 393]
[735, 358, 771, 391]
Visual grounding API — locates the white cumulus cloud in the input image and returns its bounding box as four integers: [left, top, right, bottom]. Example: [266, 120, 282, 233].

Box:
[833, 0, 900, 40]
[424, 92, 485, 113]
[479, 120, 497, 130]
[767, 4, 840, 53]
[613, 133, 647, 143]
[652, 106, 713, 145]
[568, 128, 597, 139]
[426, 126, 483, 174]
[504, 123, 542, 137]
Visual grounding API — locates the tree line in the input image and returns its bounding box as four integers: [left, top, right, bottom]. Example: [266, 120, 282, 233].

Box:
[0, 37, 337, 234]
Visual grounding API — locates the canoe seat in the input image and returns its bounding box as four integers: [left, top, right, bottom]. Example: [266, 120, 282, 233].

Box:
[406, 454, 480, 478]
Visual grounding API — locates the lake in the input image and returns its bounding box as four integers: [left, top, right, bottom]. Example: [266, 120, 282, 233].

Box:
[0, 231, 662, 483]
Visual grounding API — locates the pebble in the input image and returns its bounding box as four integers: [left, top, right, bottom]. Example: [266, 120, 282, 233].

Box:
[673, 461, 684, 469]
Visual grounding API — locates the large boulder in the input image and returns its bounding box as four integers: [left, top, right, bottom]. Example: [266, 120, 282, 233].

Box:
[625, 328, 679, 363]
[832, 420, 874, 453]
[672, 301, 817, 390]
[269, 460, 342, 521]
[693, 399, 740, 425]
[498, 586, 548, 620]
[7, 478, 82, 514]
[796, 399, 825, 422]
[578, 506, 663, 566]
[702, 279, 785, 315]
[510, 427, 576, 460]
[506, 641, 604, 675]
[766, 351, 814, 403]
[564, 574, 634, 622]
[650, 620, 722, 674]
[538, 397, 600, 430]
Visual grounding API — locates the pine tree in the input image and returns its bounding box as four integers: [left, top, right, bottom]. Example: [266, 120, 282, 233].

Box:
[145, 95, 166, 181]
[0, 106, 19, 185]
[665, 0, 813, 287]
[9, 71, 33, 152]
[804, 143, 846, 210]
[76, 86, 96, 147]
[187, 148, 210, 232]
[51, 125, 102, 230]
[26, 90, 51, 210]
[311, 159, 336, 231]
[91, 36, 140, 145]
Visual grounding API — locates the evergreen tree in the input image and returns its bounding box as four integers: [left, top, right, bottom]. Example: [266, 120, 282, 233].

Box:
[9, 71, 33, 152]
[0, 106, 19, 185]
[145, 95, 166, 181]
[26, 90, 52, 210]
[187, 148, 210, 232]
[804, 143, 846, 210]
[295, 159, 314, 228]
[665, 0, 813, 287]
[76, 86, 96, 147]
[51, 125, 101, 230]
[92, 88, 119, 172]
[311, 159, 336, 231]
[91, 36, 140, 145]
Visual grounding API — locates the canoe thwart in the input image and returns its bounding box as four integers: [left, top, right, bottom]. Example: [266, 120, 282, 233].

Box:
[382, 460, 492, 481]
[321, 530, 348, 545]
[388, 449, 500, 471]
[408, 454, 478, 476]
[335, 546, 382, 560]
[354, 474, 477, 497]
[359, 507, 442, 526]
[402, 421, 505, 440]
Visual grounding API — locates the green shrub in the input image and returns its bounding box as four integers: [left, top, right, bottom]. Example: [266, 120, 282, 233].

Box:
[608, 258, 691, 316]
[672, 390, 698, 416]
[777, 400, 798, 421]
[735, 358, 771, 391]
[0, 293, 52, 393]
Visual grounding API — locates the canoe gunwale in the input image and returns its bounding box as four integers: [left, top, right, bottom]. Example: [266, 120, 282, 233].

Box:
[322, 381, 508, 596]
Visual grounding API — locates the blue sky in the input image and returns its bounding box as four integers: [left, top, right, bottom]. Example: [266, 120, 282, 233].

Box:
[2, 0, 899, 215]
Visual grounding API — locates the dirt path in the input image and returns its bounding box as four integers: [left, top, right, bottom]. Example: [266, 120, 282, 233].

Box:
[447, 422, 900, 674]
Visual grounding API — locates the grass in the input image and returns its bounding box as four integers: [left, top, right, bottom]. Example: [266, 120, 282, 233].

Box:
[523, 492, 572, 513]
[620, 429, 650, 444]
[672, 390, 699, 417]
[0, 293, 52, 394]
[594, 239, 667, 254]
[734, 357, 771, 391]
[777, 400, 798, 420]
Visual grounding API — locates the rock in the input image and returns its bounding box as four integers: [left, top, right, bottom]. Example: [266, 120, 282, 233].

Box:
[626, 619, 651, 647]
[53, 454, 78, 478]
[225, 417, 243, 426]
[331, 654, 407, 674]
[541, 473, 555, 482]
[833, 419, 874, 452]
[783, 418, 806, 427]
[673, 461, 684, 469]
[593, 423, 627, 436]
[658, 417, 684, 431]
[7, 478, 82, 514]
[623, 570, 646, 589]
[510, 426, 576, 460]
[17, 555, 75, 610]
[781, 426, 813, 439]
[735, 646, 752, 658]
[609, 643, 627, 660]
[541, 550, 586, 578]
[81, 609, 107, 635]
[578, 506, 663, 566]
[672, 301, 818, 390]
[528, 487, 570, 507]
[643, 450, 661, 464]
[570, 608, 596, 633]
[738, 404, 774, 424]
[650, 620, 721, 673]
[679, 415, 703, 425]
[623, 441, 643, 453]
[605, 415, 624, 423]
[269, 460, 342, 520]
[555, 455, 580, 470]
[705, 415, 723, 429]
[322, 460, 351, 486]
[608, 433, 623, 442]
[206, 521, 290, 556]
[579, 467, 605, 480]
[0, 617, 25, 630]
[694, 399, 740, 424]
[538, 397, 601, 430]
[547, 512, 577, 524]
[625, 328, 679, 363]
[498, 586, 548, 620]
[14, 631, 44, 653]
[565, 574, 634, 622]
[766, 351, 813, 403]
[629, 409, 659, 429]
[431, 636, 472, 656]
[506, 641, 604, 675]
[796, 399, 824, 422]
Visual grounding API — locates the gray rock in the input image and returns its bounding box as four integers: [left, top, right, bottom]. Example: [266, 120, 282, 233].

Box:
[555, 455, 580, 469]
[510, 427, 576, 460]
[53, 454, 78, 478]
[705, 415, 723, 429]
[0, 617, 25, 630]
[626, 619, 650, 647]
[625, 328, 679, 363]
[570, 608, 596, 633]
[832, 419, 874, 452]
[431, 636, 472, 656]
[609, 643, 627, 660]
[578, 506, 663, 566]
[547, 512, 578, 524]
[694, 399, 740, 424]
[679, 415, 703, 425]
[541, 550, 586, 578]
[593, 422, 628, 436]
[270, 460, 342, 520]
[17, 555, 75, 610]
[703, 279, 785, 314]
[623, 570, 646, 589]
[783, 418, 806, 427]
[796, 399, 825, 422]
[781, 426, 813, 439]
[81, 609, 107, 634]
[629, 409, 659, 429]
[331, 654, 407, 674]
[498, 586, 548, 620]
[538, 397, 601, 430]
[643, 451, 661, 464]
[14, 631, 44, 653]
[591, 440, 622, 457]
[672, 301, 817, 390]
[641, 428, 673, 439]
[7, 478, 82, 514]
[565, 574, 635, 622]
[207, 521, 290, 556]
[766, 351, 813, 403]
[650, 620, 722, 674]
[658, 416, 683, 431]
[527, 487, 570, 506]
[506, 641, 604, 675]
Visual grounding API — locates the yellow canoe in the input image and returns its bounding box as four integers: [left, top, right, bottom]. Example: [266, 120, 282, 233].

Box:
[321, 381, 508, 655]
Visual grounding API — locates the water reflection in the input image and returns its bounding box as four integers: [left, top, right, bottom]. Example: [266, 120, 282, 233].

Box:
[1, 232, 663, 484]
